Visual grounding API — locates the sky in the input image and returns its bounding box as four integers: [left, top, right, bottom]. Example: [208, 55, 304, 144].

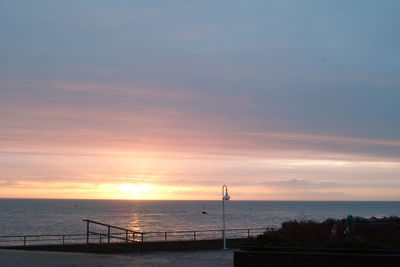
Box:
[0, 0, 399, 200]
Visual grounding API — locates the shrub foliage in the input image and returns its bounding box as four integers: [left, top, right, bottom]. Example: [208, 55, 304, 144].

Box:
[257, 216, 400, 249]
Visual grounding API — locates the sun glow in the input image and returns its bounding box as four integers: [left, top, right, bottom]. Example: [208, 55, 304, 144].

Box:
[114, 183, 153, 197]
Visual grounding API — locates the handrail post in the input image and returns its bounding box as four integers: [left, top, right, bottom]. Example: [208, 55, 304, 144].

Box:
[62, 235, 65, 245]
[125, 230, 129, 252]
[107, 226, 110, 244]
[247, 229, 250, 238]
[141, 233, 144, 255]
[86, 220, 89, 245]
[23, 236, 26, 246]
[165, 232, 167, 242]
[193, 231, 196, 240]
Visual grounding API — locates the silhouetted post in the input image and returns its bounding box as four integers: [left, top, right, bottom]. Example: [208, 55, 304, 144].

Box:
[86, 220, 89, 245]
[222, 185, 230, 249]
[107, 226, 110, 244]
[125, 230, 128, 252]
[141, 233, 144, 255]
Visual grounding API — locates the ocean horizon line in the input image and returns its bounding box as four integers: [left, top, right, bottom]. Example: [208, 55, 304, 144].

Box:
[1, 198, 400, 202]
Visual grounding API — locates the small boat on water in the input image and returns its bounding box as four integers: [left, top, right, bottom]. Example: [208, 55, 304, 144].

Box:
[202, 203, 208, 214]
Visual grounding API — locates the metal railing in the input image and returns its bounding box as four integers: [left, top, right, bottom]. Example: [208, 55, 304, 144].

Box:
[140, 227, 268, 242]
[83, 219, 143, 245]
[0, 233, 86, 246]
[0, 220, 271, 247]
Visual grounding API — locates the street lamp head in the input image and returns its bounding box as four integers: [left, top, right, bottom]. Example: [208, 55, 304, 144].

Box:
[223, 190, 230, 201]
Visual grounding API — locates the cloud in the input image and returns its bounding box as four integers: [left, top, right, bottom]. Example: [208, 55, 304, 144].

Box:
[263, 178, 400, 190]
[1, 1, 400, 200]
[240, 132, 400, 147]
[2, 77, 400, 161]
[263, 178, 343, 189]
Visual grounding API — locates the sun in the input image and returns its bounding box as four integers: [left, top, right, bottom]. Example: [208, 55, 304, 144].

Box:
[114, 183, 153, 198]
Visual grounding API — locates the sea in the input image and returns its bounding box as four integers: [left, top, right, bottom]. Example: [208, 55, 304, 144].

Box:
[0, 199, 399, 236]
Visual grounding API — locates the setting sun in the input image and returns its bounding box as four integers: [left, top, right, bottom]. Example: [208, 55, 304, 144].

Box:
[114, 183, 153, 198]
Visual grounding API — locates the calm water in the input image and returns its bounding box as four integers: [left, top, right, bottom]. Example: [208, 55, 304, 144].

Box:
[0, 199, 399, 235]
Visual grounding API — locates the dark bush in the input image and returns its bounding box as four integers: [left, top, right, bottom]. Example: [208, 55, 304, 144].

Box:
[257, 216, 400, 249]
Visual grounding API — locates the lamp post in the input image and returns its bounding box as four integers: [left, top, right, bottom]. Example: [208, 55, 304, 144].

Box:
[222, 185, 230, 249]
